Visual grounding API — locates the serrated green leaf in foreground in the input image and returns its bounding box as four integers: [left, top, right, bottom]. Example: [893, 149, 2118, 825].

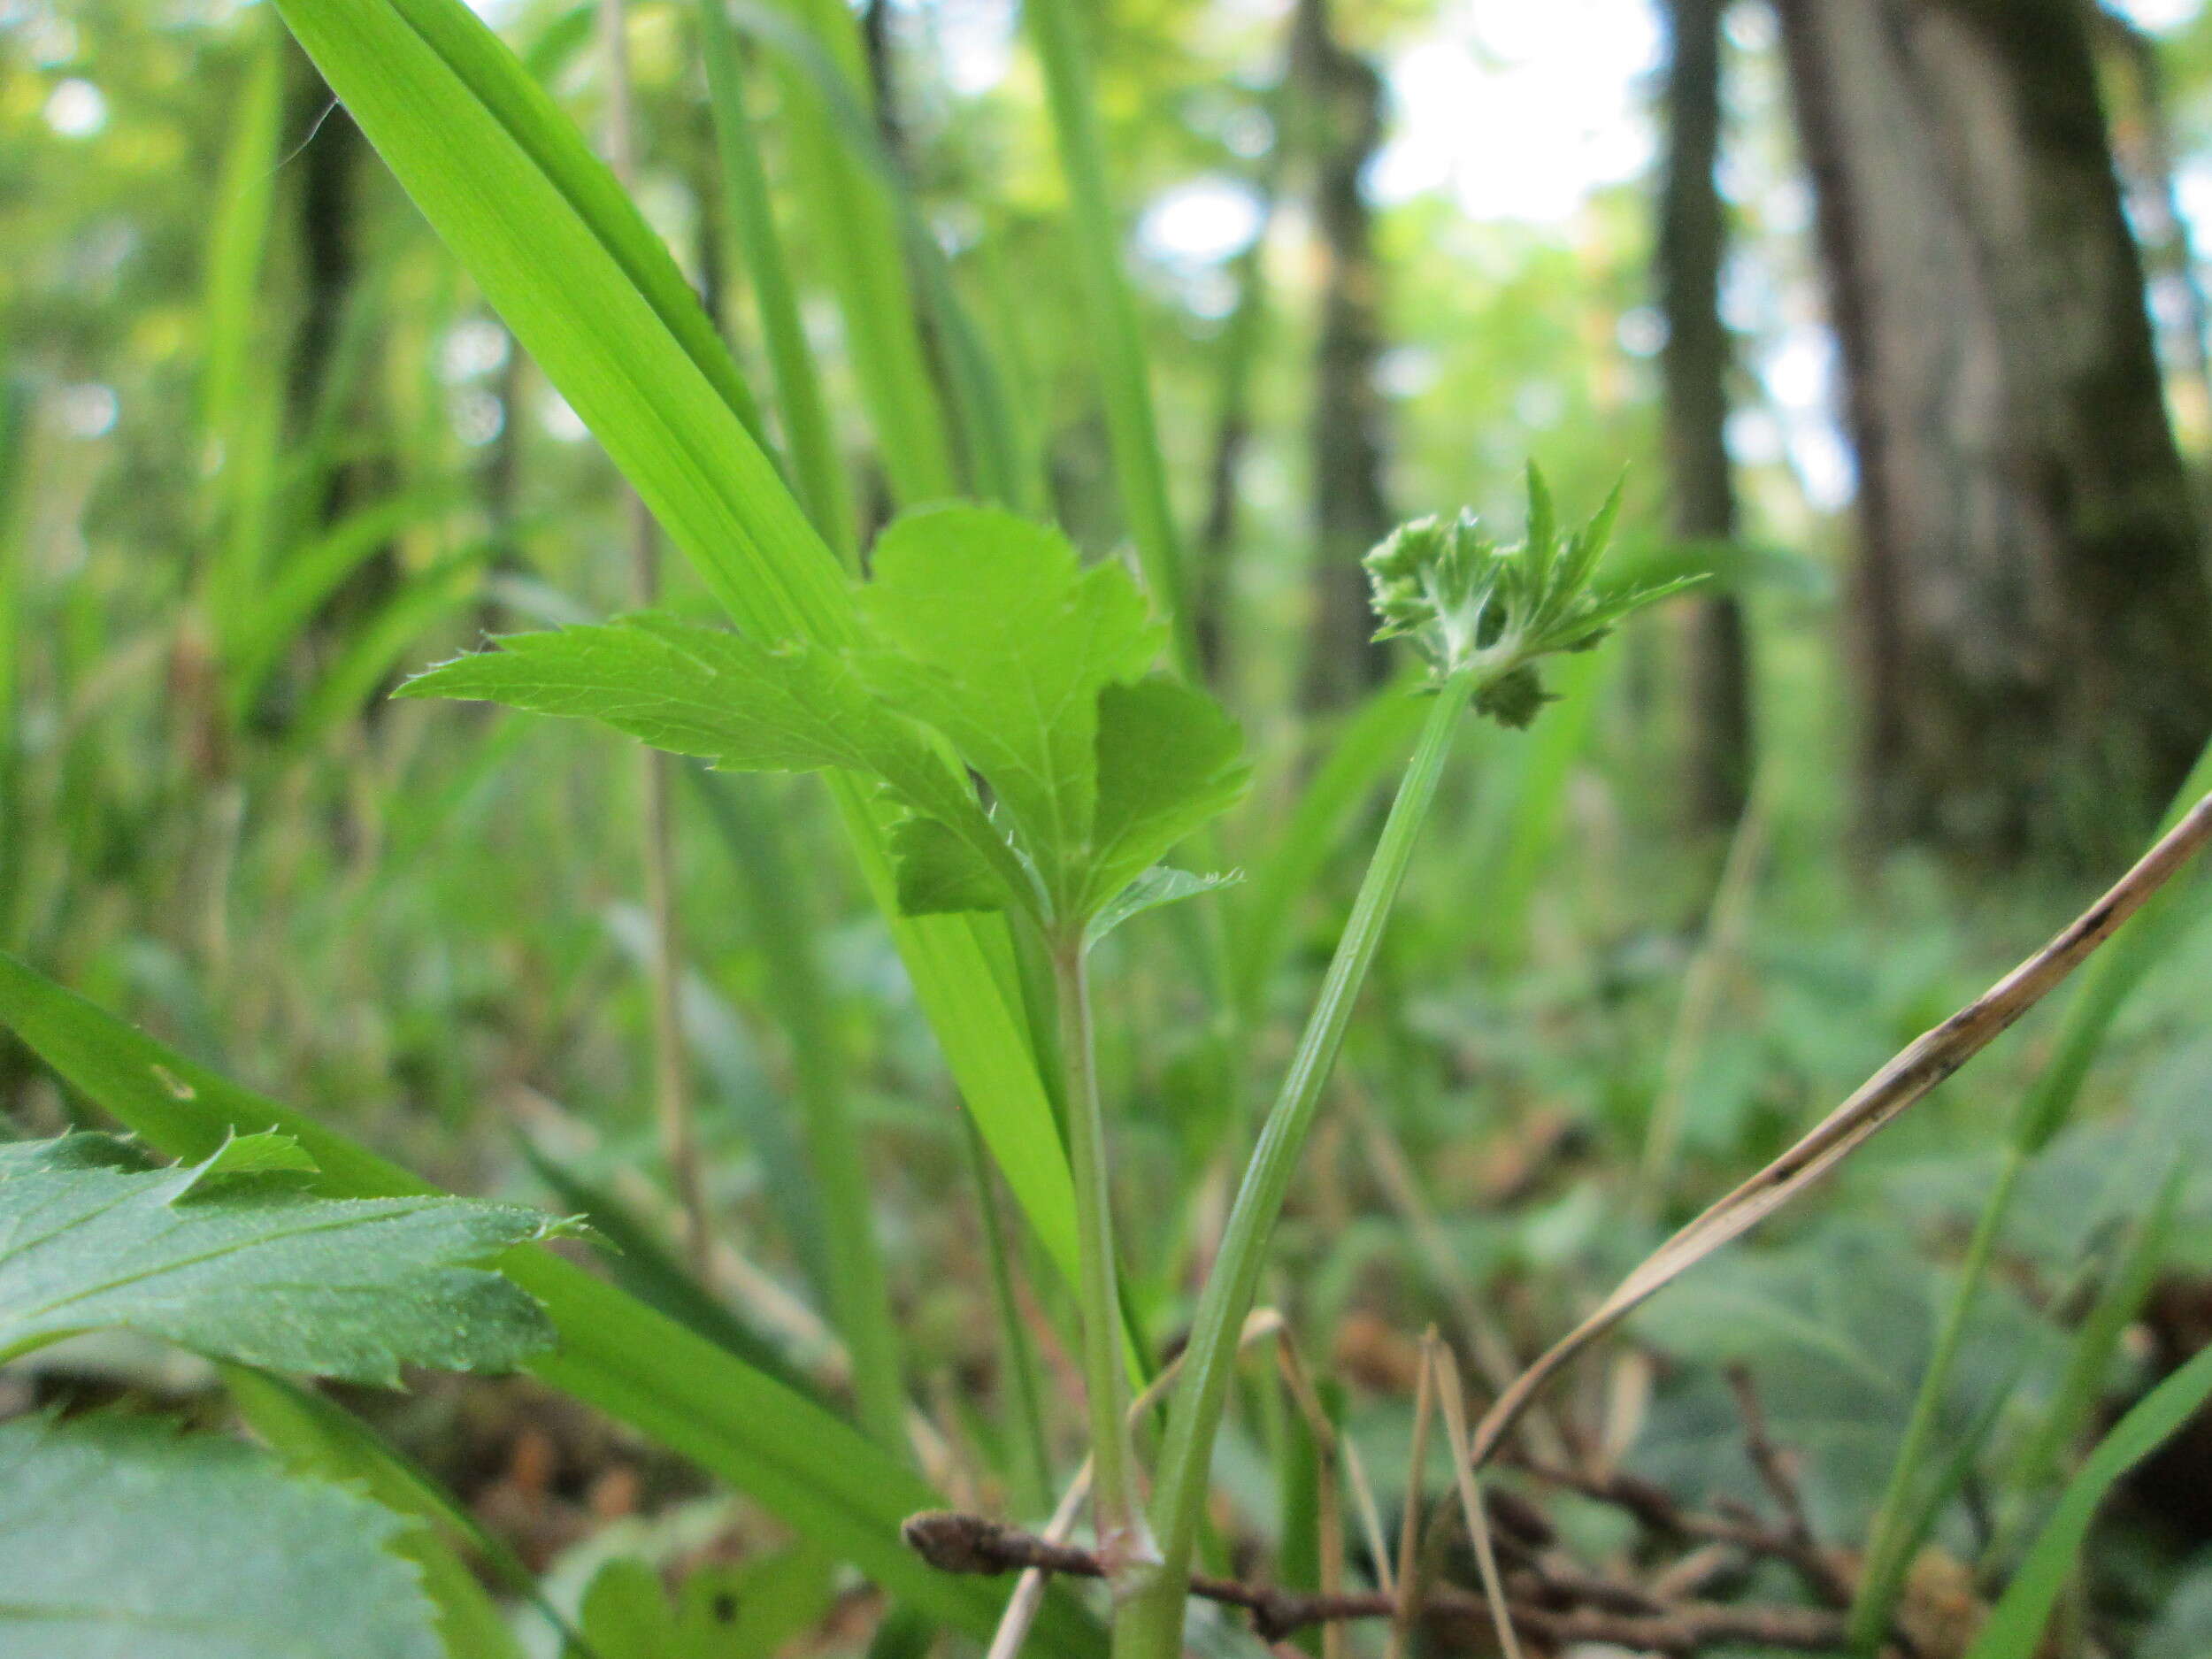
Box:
[0, 952, 1102, 1655]
[410, 504, 1248, 939]
[0, 1413, 443, 1659]
[0, 1131, 564, 1384]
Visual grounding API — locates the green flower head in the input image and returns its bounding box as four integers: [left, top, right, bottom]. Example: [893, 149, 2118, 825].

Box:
[1364, 465, 1697, 726]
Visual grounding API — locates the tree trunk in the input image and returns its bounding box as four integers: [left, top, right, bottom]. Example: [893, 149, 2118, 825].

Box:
[1293, 0, 1393, 712]
[1776, 0, 2212, 860]
[1658, 0, 1754, 826]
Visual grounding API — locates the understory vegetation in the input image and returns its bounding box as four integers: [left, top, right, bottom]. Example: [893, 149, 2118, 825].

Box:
[7, 1, 2212, 1656]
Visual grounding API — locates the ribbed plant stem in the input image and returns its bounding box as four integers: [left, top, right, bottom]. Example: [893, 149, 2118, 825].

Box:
[1052, 934, 1155, 1589]
[1115, 674, 1474, 1659]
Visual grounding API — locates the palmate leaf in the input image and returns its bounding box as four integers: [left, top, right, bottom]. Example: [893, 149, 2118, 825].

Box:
[400, 616, 1028, 904]
[0, 1131, 565, 1385]
[0, 1413, 442, 1659]
[412, 506, 1245, 935]
[854, 504, 1162, 911]
[1087, 676, 1249, 915]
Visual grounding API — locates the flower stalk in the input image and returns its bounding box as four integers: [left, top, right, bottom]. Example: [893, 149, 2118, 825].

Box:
[1052, 934, 1158, 1593]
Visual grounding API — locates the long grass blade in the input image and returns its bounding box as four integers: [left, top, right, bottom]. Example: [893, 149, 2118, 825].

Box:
[692, 772, 909, 1452]
[0, 377, 28, 945]
[1230, 685, 1429, 1024]
[760, 0, 956, 506]
[198, 13, 287, 623]
[1847, 741, 2212, 1648]
[1962, 1341, 2212, 1659]
[695, 0, 857, 560]
[273, 0, 1085, 1295]
[1024, 0, 1195, 673]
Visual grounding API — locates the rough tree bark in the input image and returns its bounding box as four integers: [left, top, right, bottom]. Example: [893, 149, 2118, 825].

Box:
[1658, 0, 1755, 826]
[1293, 0, 1394, 712]
[1776, 0, 2212, 859]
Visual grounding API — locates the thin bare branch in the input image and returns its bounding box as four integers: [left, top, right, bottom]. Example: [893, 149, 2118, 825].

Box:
[903, 1509, 1855, 1654]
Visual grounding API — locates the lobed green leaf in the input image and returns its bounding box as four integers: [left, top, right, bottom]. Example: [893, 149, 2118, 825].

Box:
[0, 1132, 565, 1386]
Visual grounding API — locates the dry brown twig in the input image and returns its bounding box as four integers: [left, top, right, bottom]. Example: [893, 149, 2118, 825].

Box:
[902, 1509, 1853, 1655]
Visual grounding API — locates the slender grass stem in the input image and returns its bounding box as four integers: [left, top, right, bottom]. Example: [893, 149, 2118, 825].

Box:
[603, 0, 710, 1272]
[1117, 673, 1475, 1659]
[1847, 1143, 2024, 1651]
[963, 1110, 1055, 1517]
[695, 0, 856, 565]
[1024, 0, 1195, 677]
[1051, 933, 1155, 1589]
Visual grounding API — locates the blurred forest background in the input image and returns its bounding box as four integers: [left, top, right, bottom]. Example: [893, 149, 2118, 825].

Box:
[9, 0, 2212, 1654]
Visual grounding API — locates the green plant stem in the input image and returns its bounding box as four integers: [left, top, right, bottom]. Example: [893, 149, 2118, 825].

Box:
[1847, 1144, 2025, 1652]
[1024, 0, 1194, 677]
[1118, 674, 1475, 1659]
[1052, 933, 1154, 1589]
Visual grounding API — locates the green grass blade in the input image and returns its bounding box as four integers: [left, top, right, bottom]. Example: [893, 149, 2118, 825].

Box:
[693, 772, 909, 1452]
[1963, 1342, 2212, 1659]
[1985, 1160, 2182, 1569]
[0, 377, 27, 946]
[224, 484, 464, 718]
[198, 12, 286, 618]
[0, 951, 1103, 1655]
[718, 0, 1038, 516]
[1461, 647, 1609, 965]
[518, 1135, 816, 1397]
[695, 0, 857, 562]
[275, 0, 831, 646]
[2015, 737, 2212, 1154]
[1849, 738, 2212, 1651]
[758, 0, 956, 506]
[274, 0, 1083, 1292]
[1024, 0, 1194, 674]
[285, 548, 489, 751]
